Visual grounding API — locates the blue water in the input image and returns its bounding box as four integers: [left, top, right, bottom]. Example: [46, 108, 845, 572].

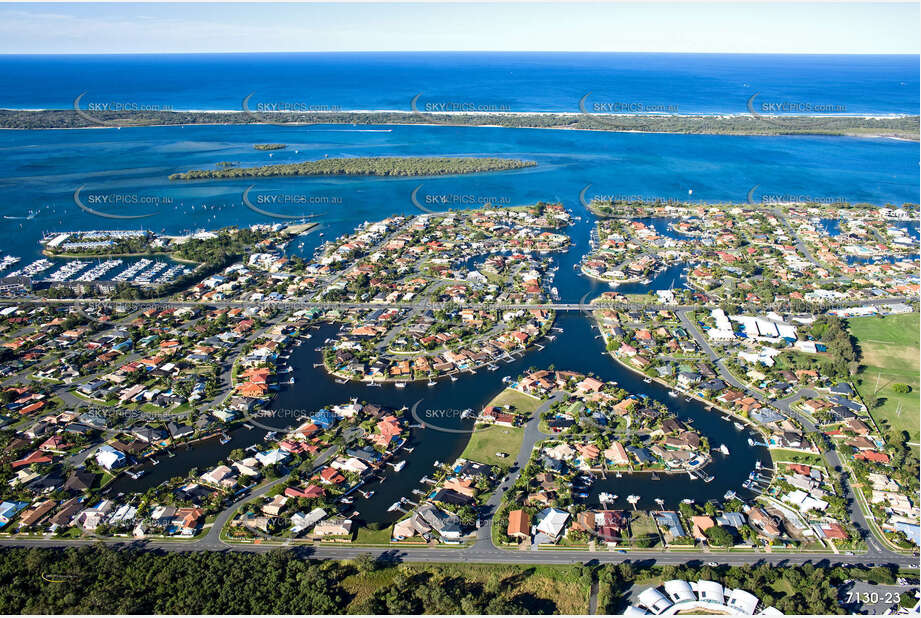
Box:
[817, 218, 842, 236]
[890, 220, 921, 239]
[1, 52, 917, 522]
[0, 52, 918, 115]
[0, 124, 917, 272]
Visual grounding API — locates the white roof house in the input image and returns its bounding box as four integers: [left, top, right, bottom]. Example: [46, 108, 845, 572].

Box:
[331, 456, 368, 474]
[663, 580, 695, 603]
[534, 507, 570, 540]
[727, 589, 760, 615]
[290, 507, 327, 534]
[255, 449, 290, 467]
[709, 309, 735, 341]
[693, 580, 725, 605]
[95, 444, 126, 470]
[628, 580, 781, 616]
[637, 587, 672, 614]
[783, 489, 828, 513]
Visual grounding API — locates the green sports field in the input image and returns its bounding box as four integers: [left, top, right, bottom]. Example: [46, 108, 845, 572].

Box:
[848, 312, 920, 444]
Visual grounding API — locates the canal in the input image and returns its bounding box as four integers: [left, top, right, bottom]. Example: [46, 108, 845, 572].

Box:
[109, 310, 770, 519]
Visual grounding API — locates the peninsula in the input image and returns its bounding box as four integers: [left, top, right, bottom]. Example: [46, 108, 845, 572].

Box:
[2, 109, 917, 140]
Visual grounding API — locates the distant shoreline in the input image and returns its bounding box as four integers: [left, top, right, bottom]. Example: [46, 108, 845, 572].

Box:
[2, 107, 916, 119]
[0, 109, 917, 140]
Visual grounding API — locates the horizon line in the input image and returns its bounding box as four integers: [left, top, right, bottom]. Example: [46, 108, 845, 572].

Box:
[0, 50, 917, 56]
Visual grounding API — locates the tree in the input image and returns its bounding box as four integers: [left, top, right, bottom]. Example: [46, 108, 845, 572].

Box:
[353, 553, 378, 574]
[705, 525, 735, 547]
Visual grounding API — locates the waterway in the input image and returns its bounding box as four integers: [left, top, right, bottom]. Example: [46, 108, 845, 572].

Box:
[9, 120, 915, 522]
[109, 311, 769, 519]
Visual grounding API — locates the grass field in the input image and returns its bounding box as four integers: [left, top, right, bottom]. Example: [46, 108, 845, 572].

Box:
[459, 424, 525, 469]
[768, 449, 827, 469]
[628, 511, 662, 547]
[352, 525, 395, 545]
[487, 387, 542, 414]
[340, 562, 590, 614]
[848, 313, 920, 442]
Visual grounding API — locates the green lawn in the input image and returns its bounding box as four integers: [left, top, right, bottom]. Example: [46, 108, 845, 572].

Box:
[352, 525, 394, 545]
[628, 511, 661, 547]
[768, 449, 827, 469]
[459, 424, 525, 469]
[486, 388, 542, 415]
[848, 313, 920, 442]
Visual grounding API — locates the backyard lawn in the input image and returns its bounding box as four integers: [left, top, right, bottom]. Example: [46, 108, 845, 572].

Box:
[848, 313, 920, 443]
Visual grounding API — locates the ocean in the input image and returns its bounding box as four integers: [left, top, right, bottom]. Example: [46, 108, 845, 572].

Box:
[0, 52, 917, 114]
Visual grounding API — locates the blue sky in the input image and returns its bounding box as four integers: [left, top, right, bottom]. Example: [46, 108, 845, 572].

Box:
[0, 2, 917, 54]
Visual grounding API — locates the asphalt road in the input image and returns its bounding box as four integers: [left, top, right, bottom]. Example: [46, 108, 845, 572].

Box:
[7, 295, 912, 314]
[0, 534, 916, 569]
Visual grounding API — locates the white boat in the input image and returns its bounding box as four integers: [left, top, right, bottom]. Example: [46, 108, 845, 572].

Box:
[733, 421, 744, 430]
[392, 460, 407, 471]
[450, 375, 458, 382]
[395, 382, 406, 388]
[719, 444, 730, 455]
[668, 390, 678, 397]
[643, 378, 652, 384]
[681, 498, 695, 504]
[427, 379, 437, 387]
[599, 492, 616, 503]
